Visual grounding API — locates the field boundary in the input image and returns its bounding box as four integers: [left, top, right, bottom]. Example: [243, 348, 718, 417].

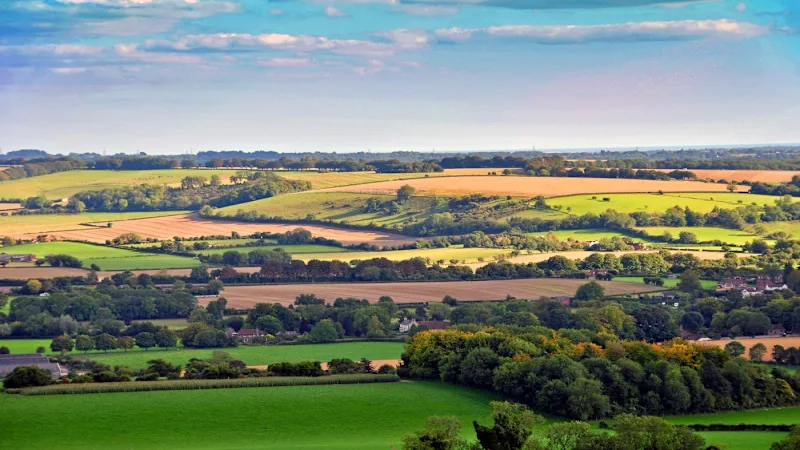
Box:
[5, 374, 402, 396]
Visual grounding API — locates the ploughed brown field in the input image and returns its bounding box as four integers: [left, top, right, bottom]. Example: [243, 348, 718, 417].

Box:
[0, 203, 21, 211]
[318, 176, 748, 198]
[656, 169, 800, 183]
[19, 213, 414, 247]
[695, 336, 800, 361]
[206, 278, 663, 308]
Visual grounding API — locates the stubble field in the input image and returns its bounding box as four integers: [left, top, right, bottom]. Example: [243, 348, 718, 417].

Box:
[319, 176, 749, 198]
[210, 278, 662, 308]
[695, 336, 800, 361]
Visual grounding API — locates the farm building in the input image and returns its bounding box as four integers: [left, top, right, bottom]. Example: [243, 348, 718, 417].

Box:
[226, 328, 265, 342]
[717, 277, 748, 290]
[0, 354, 64, 378]
[0, 253, 37, 263]
[550, 296, 571, 306]
[399, 319, 417, 333]
[399, 319, 451, 333]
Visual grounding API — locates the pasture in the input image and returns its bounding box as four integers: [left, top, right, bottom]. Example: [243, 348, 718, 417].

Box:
[1, 241, 200, 271]
[211, 278, 662, 309]
[32, 213, 414, 247]
[0, 340, 405, 369]
[538, 228, 658, 243]
[0, 381, 498, 450]
[294, 246, 509, 264]
[0, 211, 187, 238]
[754, 221, 800, 239]
[319, 176, 747, 198]
[276, 168, 516, 189]
[217, 191, 447, 227]
[0, 169, 250, 200]
[547, 192, 781, 215]
[636, 226, 763, 245]
[614, 276, 718, 290]
[197, 244, 347, 256]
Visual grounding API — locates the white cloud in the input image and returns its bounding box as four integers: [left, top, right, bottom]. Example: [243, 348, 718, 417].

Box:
[735, 2, 746, 12]
[49, 67, 88, 74]
[269, 8, 285, 15]
[395, 4, 458, 15]
[145, 31, 429, 57]
[325, 6, 348, 17]
[436, 19, 769, 44]
[258, 57, 316, 67]
[115, 43, 202, 64]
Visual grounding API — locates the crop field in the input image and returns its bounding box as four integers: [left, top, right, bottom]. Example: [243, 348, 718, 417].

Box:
[0, 339, 404, 369]
[0, 381, 498, 450]
[30, 213, 415, 247]
[657, 169, 800, 183]
[276, 168, 519, 189]
[198, 244, 347, 256]
[614, 276, 718, 290]
[636, 226, 764, 245]
[2, 241, 200, 271]
[0, 169, 250, 200]
[295, 246, 510, 264]
[128, 238, 272, 248]
[0, 211, 188, 238]
[0, 202, 21, 211]
[695, 337, 800, 361]
[211, 278, 662, 308]
[319, 176, 747, 198]
[461, 250, 730, 271]
[547, 192, 781, 215]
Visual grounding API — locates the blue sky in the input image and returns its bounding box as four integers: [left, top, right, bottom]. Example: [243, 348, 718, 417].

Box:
[0, 0, 798, 154]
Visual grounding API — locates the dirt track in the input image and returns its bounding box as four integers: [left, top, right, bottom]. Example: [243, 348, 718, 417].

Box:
[208, 278, 662, 308]
[25, 213, 414, 247]
[319, 176, 748, 198]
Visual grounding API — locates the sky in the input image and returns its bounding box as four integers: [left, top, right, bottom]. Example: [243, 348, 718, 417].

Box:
[0, 0, 798, 154]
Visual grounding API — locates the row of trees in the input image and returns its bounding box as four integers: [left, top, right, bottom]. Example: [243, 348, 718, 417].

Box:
[50, 328, 178, 354]
[401, 328, 800, 420]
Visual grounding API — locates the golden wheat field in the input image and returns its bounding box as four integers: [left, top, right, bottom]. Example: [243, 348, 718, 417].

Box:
[318, 176, 749, 198]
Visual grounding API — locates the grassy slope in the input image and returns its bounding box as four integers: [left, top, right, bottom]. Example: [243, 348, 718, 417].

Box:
[548, 192, 782, 215]
[636, 226, 764, 245]
[756, 221, 800, 239]
[0, 381, 498, 450]
[0, 211, 187, 237]
[2, 241, 199, 270]
[0, 169, 249, 200]
[614, 276, 718, 290]
[0, 340, 405, 369]
[295, 246, 509, 263]
[275, 168, 522, 190]
[540, 229, 659, 243]
[197, 244, 346, 256]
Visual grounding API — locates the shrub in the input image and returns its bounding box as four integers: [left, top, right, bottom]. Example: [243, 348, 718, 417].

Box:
[3, 366, 53, 389]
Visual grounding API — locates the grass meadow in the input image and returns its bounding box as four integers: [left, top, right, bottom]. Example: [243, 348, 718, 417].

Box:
[2, 241, 200, 270]
[0, 339, 405, 369]
[295, 245, 510, 264]
[0, 381, 498, 450]
[539, 228, 659, 243]
[548, 192, 783, 215]
[636, 226, 765, 245]
[275, 168, 514, 190]
[0, 169, 250, 200]
[197, 244, 347, 256]
[614, 276, 718, 290]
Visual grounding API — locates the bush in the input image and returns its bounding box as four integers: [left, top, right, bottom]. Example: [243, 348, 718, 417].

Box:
[377, 365, 397, 375]
[3, 365, 53, 389]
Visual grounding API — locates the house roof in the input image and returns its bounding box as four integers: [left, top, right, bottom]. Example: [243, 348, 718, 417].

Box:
[400, 319, 416, 326]
[237, 329, 264, 336]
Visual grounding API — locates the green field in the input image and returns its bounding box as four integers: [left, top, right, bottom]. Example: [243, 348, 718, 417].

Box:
[128, 238, 273, 249]
[0, 211, 187, 237]
[2, 241, 200, 270]
[501, 208, 569, 221]
[0, 381, 498, 450]
[615, 276, 718, 290]
[548, 192, 784, 215]
[198, 244, 347, 256]
[0, 339, 405, 369]
[0, 169, 252, 200]
[539, 228, 659, 243]
[218, 192, 449, 227]
[296, 245, 510, 264]
[636, 226, 765, 245]
[754, 221, 800, 239]
[664, 406, 800, 450]
[275, 168, 521, 190]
